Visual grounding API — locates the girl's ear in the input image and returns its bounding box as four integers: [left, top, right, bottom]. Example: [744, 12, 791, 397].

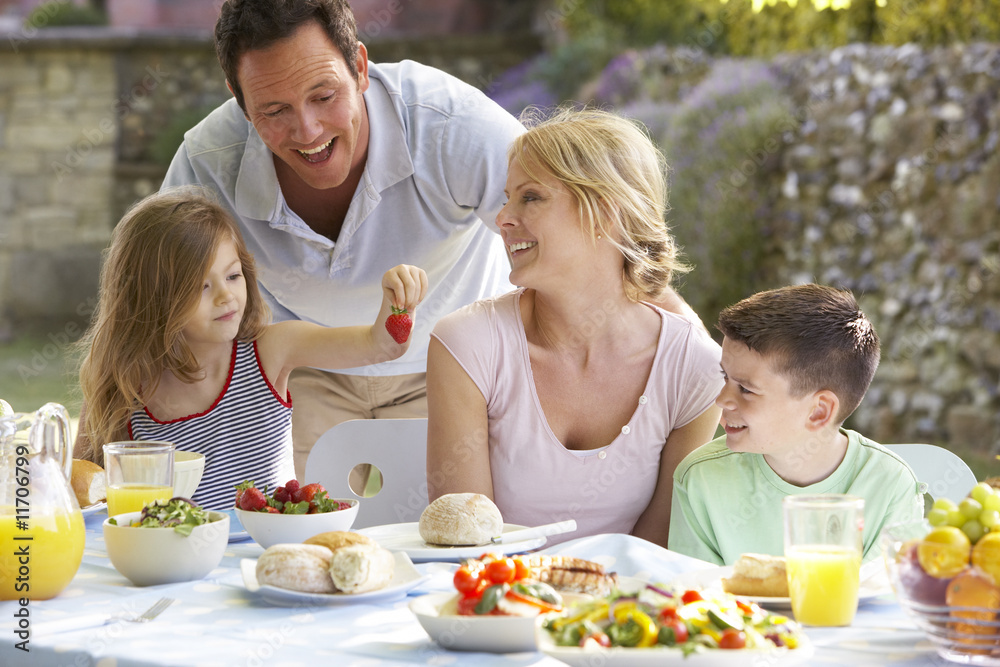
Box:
[805, 389, 840, 431]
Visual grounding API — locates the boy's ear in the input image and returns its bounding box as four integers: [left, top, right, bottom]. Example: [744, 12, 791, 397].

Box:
[805, 390, 840, 431]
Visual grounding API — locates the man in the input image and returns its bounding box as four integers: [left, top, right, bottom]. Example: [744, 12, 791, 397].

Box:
[163, 0, 697, 479]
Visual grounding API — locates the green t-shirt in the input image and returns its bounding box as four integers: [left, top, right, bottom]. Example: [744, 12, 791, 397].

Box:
[668, 429, 924, 565]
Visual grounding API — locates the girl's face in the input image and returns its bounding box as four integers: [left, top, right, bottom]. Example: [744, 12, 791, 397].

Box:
[181, 238, 247, 349]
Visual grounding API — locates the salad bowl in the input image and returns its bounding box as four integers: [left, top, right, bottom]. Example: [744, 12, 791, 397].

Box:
[103, 504, 229, 586]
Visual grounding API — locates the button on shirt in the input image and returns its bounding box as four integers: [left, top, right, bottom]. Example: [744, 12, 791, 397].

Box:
[162, 60, 522, 376]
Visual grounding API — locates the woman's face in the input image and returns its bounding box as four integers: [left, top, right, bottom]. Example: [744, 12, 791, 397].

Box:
[497, 158, 598, 290]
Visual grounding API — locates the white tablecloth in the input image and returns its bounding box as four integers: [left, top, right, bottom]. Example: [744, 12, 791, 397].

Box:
[0, 510, 941, 666]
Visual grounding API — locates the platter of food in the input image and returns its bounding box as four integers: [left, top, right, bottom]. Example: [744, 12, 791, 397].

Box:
[536, 583, 815, 666]
[411, 552, 614, 652]
[359, 522, 547, 562]
[241, 550, 427, 606]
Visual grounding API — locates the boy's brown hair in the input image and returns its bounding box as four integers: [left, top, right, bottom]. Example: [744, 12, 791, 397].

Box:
[716, 283, 880, 423]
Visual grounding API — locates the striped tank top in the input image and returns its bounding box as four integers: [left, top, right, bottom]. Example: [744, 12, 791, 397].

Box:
[129, 340, 295, 510]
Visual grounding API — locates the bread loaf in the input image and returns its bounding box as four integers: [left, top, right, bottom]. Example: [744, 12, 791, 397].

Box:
[304, 530, 375, 552]
[721, 553, 788, 597]
[419, 493, 503, 546]
[328, 543, 396, 594]
[71, 459, 106, 507]
[256, 544, 336, 593]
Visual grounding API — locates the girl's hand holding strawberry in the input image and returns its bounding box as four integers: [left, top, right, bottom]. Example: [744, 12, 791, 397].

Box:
[378, 265, 428, 347]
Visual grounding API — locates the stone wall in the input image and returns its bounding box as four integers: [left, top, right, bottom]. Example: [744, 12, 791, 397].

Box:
[765, 44, 1000, 450]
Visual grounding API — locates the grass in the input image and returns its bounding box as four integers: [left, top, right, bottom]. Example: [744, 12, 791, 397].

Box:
[0, 334, 82, 422]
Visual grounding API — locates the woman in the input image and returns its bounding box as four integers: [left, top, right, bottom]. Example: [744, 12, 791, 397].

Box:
[426, 108, 723, 547]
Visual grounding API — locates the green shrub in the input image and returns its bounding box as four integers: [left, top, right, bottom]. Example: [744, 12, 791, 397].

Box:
[631, 59, 793, 324]
[149, 106, 216, 167]
[25, 1, 107, 28]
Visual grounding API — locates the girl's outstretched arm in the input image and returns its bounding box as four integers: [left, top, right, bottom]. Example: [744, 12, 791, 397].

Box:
[257, 265, 428, 389]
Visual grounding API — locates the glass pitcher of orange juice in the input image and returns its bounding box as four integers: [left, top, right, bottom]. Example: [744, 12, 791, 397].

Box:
[0, 400, 85, 600]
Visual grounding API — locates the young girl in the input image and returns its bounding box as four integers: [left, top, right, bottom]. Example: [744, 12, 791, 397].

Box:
[74, 187, 427, 510]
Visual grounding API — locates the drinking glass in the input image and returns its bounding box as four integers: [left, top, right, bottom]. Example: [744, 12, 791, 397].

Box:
[783, 494, 865, 626]
[103, 441, 175, 516]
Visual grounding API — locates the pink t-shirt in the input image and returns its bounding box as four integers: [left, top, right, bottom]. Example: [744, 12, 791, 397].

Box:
[431, 289, 723, 544]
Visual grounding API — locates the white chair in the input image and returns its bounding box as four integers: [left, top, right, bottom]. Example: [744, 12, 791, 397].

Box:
[884, 443, 977, 504]
[305, 418, 429, 529]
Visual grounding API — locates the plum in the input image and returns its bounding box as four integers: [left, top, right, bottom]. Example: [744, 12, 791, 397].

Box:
[897, 541, 953, 606]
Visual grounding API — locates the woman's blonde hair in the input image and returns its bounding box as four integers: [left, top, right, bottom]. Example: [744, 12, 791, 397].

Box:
[511, 106, 688, 301]
[76, 187, 268, 464]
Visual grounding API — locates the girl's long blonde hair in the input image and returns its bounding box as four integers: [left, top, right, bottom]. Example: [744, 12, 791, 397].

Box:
[76, 187, 268, 464]
[511, 106, 689, 301]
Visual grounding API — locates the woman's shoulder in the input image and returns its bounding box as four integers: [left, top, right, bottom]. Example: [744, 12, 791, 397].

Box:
[435, 289, 522, 330]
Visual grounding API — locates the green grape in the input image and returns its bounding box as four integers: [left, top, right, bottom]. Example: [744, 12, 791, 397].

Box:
[947, 509, 967, 527]
[961, 519, 985, 543]
[960, 497, 984, 519]
[984, 493, 1000, 513]
[933, 497, 959, 513]
[981, 509, 1000, 530]
[970, 482, 994, 505]
[927, 508, 950, 526]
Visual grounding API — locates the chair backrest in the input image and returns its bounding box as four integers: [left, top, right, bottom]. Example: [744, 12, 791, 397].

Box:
[883, 443, 977, 504]
[305, 418, 429, 529]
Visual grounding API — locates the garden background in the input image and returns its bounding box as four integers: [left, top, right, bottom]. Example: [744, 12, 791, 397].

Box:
[1, 0, 998, 479]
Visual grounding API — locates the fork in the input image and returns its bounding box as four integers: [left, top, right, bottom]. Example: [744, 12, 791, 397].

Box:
[32, 597, 176, 636]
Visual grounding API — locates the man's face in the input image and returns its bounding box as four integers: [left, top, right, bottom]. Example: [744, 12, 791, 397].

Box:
[236, 21, 369, 191]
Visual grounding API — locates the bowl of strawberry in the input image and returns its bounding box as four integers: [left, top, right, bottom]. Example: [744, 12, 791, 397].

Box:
[234, 479, 359, 549]
[409, 554, 576, 653]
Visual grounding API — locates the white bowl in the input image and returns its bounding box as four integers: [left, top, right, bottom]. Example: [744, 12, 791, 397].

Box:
[235, 501, 359, 549]
[409, 591, 552, 653]
[173, 451, 205, 499]
[103, 510, 229, 586]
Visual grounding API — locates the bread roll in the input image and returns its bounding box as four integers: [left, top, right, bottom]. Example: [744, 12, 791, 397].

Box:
[256, 544, 336, 593]
[328, 544, 396, 594]
[419, 493, 503, 546]
[71, 459, 106, 507]
[722, 553, 788, 597]
[304, 530, 375, 552]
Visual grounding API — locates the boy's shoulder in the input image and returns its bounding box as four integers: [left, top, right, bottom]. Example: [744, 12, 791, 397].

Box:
[674, 434, 750, 482]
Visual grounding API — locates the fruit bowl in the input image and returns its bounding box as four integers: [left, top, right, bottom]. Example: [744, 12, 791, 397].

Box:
[882, 519, 1000, 665]
[235, 500, 359, 549]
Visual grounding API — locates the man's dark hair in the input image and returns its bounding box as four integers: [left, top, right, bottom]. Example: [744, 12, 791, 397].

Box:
[717, 283, 880, 423]
[216, 0, 360, 112]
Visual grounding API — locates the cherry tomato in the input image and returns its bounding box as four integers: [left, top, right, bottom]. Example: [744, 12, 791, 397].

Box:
[659, 618, 689, 645]
[681, 590, 703, 605]
[453, 566, 482, 595]
[718, 628, 747, 649]
[658, 606, 678, 622]
[456, 595, 480, 616]
[512, 556, 531, 581]
[484, 557, 516, 585]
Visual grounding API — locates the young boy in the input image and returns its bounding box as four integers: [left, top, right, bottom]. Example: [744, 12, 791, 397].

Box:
[667, 283, 923, 565]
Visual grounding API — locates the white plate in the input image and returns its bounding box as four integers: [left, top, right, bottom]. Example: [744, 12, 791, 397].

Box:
[670, 565, 892, 610]
[241, 551, 428, 606]
[81, 502, 107, 516]
[358, 522, 546, 563]
[537, 629, 814, 667]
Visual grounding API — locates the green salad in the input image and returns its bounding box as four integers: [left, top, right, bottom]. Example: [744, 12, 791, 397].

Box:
[109, 497, 211, 536]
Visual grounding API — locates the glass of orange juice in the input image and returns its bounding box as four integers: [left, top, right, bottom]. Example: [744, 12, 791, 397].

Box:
[783, 494, 865, 626]
[103, 441, 175, 517]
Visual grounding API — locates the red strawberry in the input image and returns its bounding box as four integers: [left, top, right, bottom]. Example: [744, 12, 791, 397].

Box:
[292, 482, 324, 506]
[273, 486, 291, 504]
[385, 306, 412, 344]
[237, 487, 268, 512]
[284, 479, 300, 495]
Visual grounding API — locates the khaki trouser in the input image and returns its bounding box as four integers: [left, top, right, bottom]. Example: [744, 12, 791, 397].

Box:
[288, 367, 428, 481]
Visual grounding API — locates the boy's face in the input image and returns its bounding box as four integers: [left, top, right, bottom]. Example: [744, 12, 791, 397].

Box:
[716, 336, 818, 458]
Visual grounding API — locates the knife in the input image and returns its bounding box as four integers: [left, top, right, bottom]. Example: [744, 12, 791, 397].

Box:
[491, 519, 577, 544]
